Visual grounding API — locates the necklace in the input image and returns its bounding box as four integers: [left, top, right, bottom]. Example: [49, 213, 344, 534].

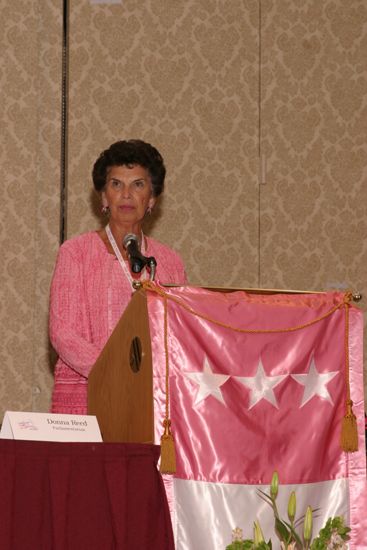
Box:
[105, 224, 147, 285]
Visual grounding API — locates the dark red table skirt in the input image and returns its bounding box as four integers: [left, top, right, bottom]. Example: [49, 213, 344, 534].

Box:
[0, 439, 174, 550]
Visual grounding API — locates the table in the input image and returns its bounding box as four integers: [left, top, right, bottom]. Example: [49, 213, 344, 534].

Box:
[0, 439, 174, 550]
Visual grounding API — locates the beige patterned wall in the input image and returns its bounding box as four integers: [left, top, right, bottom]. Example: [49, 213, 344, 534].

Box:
[259, 0, 367, 399]
[66, 0, 260, 288]
[0, 0, 366, 418]
[0, 0, 62, 418]
[260, 1, 367, 292]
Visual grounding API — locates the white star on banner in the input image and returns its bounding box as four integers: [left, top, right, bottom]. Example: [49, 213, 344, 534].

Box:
[184, 356, 230, 406]
[236, 358, 287, 410]
[291, 355, 338, 407]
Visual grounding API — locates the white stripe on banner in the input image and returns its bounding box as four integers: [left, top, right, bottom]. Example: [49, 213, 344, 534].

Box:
[173, 478, 349, 550]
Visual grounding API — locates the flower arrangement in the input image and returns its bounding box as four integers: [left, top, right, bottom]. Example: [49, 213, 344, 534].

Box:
[226, 472, 350, 550]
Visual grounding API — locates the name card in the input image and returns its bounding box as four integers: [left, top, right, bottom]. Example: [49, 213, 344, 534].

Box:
[0, 411, 102, 442]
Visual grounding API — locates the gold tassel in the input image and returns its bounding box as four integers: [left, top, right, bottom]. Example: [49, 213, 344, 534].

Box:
[340, 400, 358, 452]
[160, 418, 176, 474]
[340, 295, 359, 453]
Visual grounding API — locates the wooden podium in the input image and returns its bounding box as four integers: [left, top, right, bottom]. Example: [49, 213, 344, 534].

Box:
[88, 288, 154, 443]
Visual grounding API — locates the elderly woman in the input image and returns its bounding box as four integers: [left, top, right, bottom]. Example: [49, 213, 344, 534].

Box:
[50, 139, 187, 414]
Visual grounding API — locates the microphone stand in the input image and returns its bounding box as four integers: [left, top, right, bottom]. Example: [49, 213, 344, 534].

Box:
[146, 257, 157, 281]
[129, 255, 157, 281]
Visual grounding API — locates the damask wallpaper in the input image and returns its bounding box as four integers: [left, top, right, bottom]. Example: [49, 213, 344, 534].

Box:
[260, 1, 367, 294]
[0, 0, 366, 418]
[66, 1, 260, 288]
[0, 1, 61, 417]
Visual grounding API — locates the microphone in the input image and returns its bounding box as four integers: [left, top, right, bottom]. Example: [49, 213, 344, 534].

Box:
[122, 234, 147, 273]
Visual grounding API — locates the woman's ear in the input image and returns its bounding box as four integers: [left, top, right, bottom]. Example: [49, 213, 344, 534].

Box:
[148, 196, 157, 210]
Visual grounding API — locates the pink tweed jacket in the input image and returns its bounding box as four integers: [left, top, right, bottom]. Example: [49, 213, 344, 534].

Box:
[49, 231, 187, 414]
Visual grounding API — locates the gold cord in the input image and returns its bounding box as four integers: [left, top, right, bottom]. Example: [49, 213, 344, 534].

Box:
[159, 294, 176, 473]
[143, 282, 352, 335]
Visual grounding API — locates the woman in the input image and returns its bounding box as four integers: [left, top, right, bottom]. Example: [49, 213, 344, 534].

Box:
[49, 139, 187, 414]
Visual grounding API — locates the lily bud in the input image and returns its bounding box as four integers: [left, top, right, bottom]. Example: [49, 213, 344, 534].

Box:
[287, 491, 296, 522]
[270, 471, 279, 500]
[303, 506, 313, 542]
[253, 520, 265, 545]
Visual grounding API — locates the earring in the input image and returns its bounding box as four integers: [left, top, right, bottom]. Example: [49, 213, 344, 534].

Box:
[146, 206, 152, 216]
[101, 205, 109, 215]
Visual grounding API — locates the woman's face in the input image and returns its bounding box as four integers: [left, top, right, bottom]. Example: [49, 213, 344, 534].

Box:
[102, 164, 156, 227]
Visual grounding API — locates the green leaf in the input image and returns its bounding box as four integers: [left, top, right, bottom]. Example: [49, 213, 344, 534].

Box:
[282, 520, 303, 547]
[256, 489, 274, 505]
[275, 517, 290, 541]
[310, 516, 350, 550]
[226, 541, 254, 550]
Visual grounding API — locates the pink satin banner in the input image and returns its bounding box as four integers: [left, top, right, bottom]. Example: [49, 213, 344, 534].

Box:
[148, 285, 366, 548]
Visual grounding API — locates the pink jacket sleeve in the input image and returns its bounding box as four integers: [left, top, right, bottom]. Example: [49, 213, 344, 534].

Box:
[170, 255, 188, 285]
[49, 244, 103, 378]
[154, 242, 188, 285]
